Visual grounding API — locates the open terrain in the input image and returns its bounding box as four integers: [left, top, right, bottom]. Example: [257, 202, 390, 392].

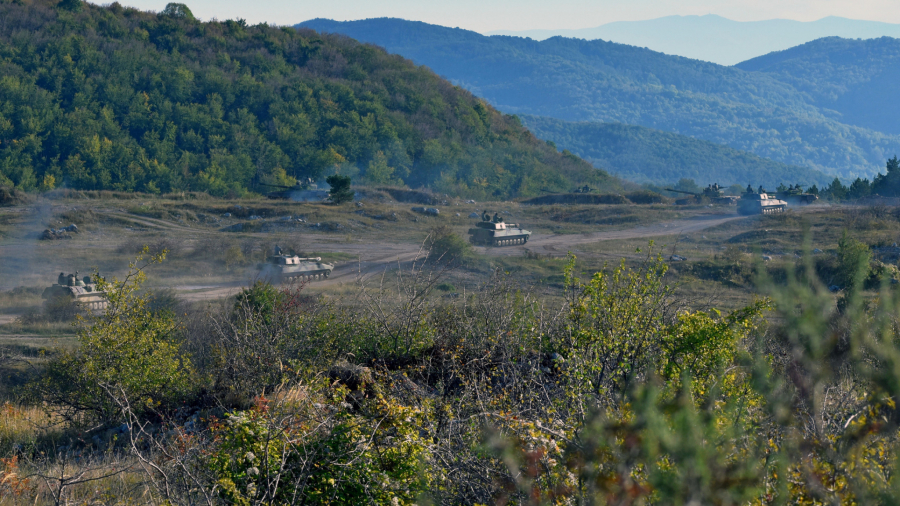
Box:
[6, 190, 900, 504]
[0, 190, 849, 339]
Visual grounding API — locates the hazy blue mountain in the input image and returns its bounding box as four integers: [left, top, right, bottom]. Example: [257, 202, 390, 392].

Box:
[520, 115, 831, 187]
[487, 15, 900, 66]
[297, 18, 900, 180]
[736, 37, 900, 135]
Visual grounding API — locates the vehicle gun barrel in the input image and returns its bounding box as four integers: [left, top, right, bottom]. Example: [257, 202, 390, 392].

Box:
[665, 188, 699, 196]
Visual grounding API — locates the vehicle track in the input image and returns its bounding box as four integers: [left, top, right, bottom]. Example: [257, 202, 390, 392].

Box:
[176, 213, 748, 301]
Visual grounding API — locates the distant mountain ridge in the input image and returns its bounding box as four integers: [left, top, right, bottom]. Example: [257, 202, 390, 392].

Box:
[486, 15, 900, 66]
[736, 37, 900, 135]
[520, 116, 831, 187]
[297, 18, 900, 180]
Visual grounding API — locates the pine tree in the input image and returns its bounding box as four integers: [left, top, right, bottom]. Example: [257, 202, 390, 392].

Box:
[326, 175, 354, 204]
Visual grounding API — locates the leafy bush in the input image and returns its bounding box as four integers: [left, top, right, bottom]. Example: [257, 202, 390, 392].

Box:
[837, 231, 872, 289]
[208, 385, 429, 505]
[426, 226, 472, 265]
[39, 250, 196, 423]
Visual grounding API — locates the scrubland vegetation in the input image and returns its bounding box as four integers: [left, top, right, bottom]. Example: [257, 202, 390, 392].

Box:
[4, 224, 900, 504]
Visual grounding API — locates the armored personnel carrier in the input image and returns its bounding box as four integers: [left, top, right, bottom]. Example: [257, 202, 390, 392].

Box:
[665, 183, 738, 205]
[468, 212, 531, 246]
[258, 247, 334, 283]
[775, 185, 818, 205]
[42, 272, 107, 312]
[738, 188, 787, 215]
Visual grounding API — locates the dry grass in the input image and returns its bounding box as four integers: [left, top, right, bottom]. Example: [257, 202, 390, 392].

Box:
[0, 402, 154, 505]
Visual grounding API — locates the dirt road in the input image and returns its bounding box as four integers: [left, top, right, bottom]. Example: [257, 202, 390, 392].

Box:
[175, 213, 745, 301]
[479, 213, 744, 257]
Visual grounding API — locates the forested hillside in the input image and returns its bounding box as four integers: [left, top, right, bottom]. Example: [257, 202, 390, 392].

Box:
[736, 37, 900, 135]
[298, 18, 900, 180]
[0, 1, 614, 198]
[521, 115, 831, 186]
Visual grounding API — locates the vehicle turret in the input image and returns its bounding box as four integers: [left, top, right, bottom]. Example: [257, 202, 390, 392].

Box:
[774, 184, 819, 205]
[468, 211, 532, 246]
[258, 247, 335, 283]
[737, 189, 788, 215]
[42, 271, 107, 312]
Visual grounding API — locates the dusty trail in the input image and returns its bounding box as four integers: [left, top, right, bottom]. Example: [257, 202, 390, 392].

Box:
[177, 248, 428, 301]
[177, 213, 745, 301]
[475, 213, 744, 256]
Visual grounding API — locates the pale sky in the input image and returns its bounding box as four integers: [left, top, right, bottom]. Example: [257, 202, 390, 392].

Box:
[107, 0, 900, 32]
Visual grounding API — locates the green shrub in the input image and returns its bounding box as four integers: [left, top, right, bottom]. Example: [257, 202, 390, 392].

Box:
[837, 230, 872, 289]
[427, 226, 472, 264]
[208, 383, 429, 505]
[39, 250, 196, 423]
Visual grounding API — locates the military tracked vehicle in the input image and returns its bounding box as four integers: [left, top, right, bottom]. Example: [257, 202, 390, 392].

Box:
[468, 212, 531, 246]
[738, 188, 787, 215]
[258, 247, 334, 283]
[262, 178, 328, 201]
[665, 183, 738, 205]
[42, 272, 107, 312]
[775, 185, 818, 205]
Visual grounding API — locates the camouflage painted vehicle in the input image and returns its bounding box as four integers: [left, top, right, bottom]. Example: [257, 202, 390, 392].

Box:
[468, 212, 531, 246]
[738, 189, 787, 215]
[666, 183, 738, 205]
[262, 178, 328, 201]
[775, 185, 819, 205]
[41, 272, 107, 312]
[258, 247, 334, 283]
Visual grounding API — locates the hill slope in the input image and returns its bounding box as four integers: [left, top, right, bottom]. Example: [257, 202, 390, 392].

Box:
[520, 115, 831, 187]
[0, 1, 614, 199]
[736, 37, 900, 136]
[298, 18, 900, 179]
[488, 15, 900, 66]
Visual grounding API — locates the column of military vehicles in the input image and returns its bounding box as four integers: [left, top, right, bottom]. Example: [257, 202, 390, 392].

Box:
[664, 183, 818, 215]
[36, 182, 818, 313]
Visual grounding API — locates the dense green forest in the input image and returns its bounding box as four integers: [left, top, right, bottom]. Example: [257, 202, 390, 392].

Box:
[0, 1, 615, 198]
[736, 36, 900, 135]
[299, 18, 900, 180]
[521, 115, 831, 186]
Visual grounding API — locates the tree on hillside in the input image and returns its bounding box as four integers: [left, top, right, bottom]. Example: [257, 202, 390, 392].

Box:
[822, 177, 848, 201]
[872, 155, 900, 196]
[160, 3, 194, 20]
[57, 0, 82, 12]
[673, 178, 701, 194]
[847, 177, 872, 200]
[326, 175, 354, 204]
